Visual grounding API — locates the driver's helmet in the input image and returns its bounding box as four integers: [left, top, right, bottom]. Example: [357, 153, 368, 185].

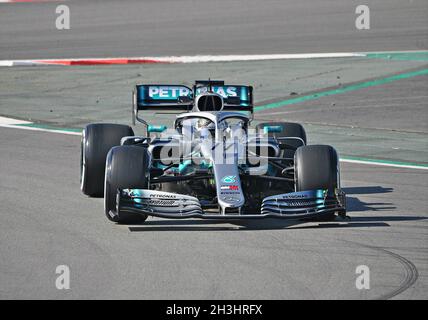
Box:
[196, 118, 215, 139]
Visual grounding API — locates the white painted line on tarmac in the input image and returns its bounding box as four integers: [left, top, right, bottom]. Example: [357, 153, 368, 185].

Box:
[141, 53, 365, 63]
[0, 116, 32, 125]
[0, 123, 81, 135]
[340, 158, 428, 170]
[0, 116, 80, 135]
[0, 0, 62, 3]
[0, 60, 47, 67]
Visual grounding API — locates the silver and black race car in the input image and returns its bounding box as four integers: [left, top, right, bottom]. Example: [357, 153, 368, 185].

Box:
[80, 80, 346, 224]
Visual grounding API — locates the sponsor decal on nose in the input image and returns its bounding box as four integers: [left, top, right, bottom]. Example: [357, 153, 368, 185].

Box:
[221, 175, 236, 183]
[220, 185, 239, 190]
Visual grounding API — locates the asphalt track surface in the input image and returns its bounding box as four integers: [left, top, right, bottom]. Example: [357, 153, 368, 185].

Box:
[1, 0, 428, 300]
[0, 69, 427, 298]
[0, 0, 427, 59]
[0, 126, 427, 299]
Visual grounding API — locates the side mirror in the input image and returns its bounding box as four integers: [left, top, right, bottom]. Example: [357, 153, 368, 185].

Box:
[147, 125, 167, 133]
[263, 125, 283, 134]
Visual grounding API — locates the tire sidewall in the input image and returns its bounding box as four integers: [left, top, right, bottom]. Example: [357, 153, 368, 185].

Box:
[80, 123, 134, 197]
[294, 145, 339, 192]
[104, 145, 150, 223]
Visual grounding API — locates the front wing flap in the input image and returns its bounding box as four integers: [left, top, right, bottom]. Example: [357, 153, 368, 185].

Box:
[119, 189, 203, 215]
[261, 189, 346, 218]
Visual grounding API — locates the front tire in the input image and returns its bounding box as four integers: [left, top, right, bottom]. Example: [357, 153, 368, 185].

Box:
[105, 146, 150, 224]
[294, 145, 339, 221]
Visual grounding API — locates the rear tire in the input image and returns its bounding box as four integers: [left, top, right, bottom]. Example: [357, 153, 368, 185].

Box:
[80, 123, 134, 197]
[294, 145, 339, 221]
[257, 122, 306, 158]
[105, 146, 150, 224]
[257, 121, 306, 142]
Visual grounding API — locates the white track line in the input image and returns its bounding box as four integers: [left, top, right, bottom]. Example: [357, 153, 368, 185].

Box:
[0, 60, 35, 67]
[0, 116, 32, 125]
[0, 116, 80, 135]
[0, 0, 62, 3]
[160, 53, 365, 63]
[0, 123, 81, 135]
[340, 159, 428, 170]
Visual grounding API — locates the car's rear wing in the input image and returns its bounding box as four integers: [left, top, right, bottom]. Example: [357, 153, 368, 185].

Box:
[132, 81, 254, 129]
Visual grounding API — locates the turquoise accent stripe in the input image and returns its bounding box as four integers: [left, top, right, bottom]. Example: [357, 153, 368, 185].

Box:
[254, 68, 428, 111]
[148, 125, 167, 133]
[365, 51, 428, 61]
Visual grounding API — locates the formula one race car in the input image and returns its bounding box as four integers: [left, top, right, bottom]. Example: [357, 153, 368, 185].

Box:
[80, 80, 346, 223]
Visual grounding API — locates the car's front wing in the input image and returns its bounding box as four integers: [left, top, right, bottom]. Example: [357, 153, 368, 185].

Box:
[116, 188, 346, 220]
